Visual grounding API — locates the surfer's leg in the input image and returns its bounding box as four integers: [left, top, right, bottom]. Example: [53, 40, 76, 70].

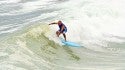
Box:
[62, 28, 67, 41]
[63, 33, 66, 41]
[56, 31, 61, 37]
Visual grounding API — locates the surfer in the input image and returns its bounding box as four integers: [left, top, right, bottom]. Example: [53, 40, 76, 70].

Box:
[49, 20, 67, 41]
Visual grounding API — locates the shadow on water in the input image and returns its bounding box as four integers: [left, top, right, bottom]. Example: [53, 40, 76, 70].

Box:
[62, 45, 80, 61]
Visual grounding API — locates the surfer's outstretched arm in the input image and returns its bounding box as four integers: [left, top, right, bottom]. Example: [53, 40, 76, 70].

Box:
[49, 22, 57, 25]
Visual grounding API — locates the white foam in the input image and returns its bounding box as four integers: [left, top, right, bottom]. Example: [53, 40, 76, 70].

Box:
[47, 0, 125, 51]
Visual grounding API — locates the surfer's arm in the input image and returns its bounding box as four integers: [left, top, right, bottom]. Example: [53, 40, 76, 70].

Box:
[49, 22, 57, 25]
[60, 25, 65, 32]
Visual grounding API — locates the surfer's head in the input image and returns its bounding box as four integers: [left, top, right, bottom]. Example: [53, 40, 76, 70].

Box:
[58, 20, 62, 25]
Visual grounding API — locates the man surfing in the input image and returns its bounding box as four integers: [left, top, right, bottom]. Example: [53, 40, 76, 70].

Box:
[49, 20, 67, 41]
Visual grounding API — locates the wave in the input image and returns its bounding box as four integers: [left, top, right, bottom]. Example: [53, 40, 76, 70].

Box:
[0, 23, 125, 70]
[0, 23, 86, 70]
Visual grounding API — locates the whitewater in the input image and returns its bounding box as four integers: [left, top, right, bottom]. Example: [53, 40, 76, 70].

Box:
[0, 0, 125, 70]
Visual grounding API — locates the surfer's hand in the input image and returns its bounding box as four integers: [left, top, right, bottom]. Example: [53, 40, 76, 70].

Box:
[59, 31, 62, 34]
[60, 31, 63, 33]
[49, 23, 51, 25]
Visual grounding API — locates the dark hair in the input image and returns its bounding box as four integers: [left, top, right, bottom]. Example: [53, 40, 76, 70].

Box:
[58, 20, 62, 23]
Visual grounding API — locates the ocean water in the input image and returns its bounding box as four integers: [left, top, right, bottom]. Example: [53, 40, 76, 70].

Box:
[0, 0, 125, 70]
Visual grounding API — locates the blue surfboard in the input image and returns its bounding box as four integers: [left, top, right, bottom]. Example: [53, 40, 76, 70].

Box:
[60, 38, 81, 47]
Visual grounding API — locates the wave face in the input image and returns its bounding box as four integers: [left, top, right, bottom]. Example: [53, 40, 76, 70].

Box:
[0, 0, 125, 70]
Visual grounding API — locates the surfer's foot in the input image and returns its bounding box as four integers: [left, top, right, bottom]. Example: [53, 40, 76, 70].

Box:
[65, 39, 67, 42]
